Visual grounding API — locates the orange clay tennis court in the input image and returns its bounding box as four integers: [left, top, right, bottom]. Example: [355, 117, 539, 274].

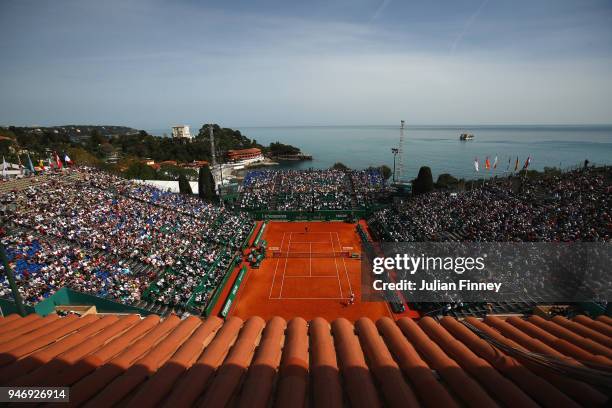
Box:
[229, 221, 394, 321]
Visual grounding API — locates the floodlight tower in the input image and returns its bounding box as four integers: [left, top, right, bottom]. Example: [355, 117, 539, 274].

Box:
[391, 148, 399, 182]
[396, 120, 405, 183]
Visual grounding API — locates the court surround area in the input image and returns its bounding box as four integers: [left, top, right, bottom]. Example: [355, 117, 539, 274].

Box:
[230, 221, 393, 321]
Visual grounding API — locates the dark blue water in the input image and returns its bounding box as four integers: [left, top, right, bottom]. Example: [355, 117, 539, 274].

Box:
[147, 125, 612, 180]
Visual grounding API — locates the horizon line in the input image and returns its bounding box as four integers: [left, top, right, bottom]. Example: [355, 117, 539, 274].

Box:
[3, 123, 612, 131]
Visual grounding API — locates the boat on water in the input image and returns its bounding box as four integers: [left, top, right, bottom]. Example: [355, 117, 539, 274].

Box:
[459, 133, 474, 141]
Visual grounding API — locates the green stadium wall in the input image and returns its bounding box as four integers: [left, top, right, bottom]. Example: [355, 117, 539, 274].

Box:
[220, 265, 248, 318]
[1, 288, 153, 317]
[249, 209, 367, 221]
[203, 254, 242, 317]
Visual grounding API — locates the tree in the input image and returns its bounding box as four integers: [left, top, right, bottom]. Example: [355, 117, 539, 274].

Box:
[67, 147, 102, 167]
[88, 130, 107, 148]
[178, 173, 193, 195]
[331, 162, 349, 171]
[198, 165, 217, 201]
[268, 141, 300, 156]
[435, 173, 458, 189]
[0, 139, 15, 157]
[412, 166, 434, 195]
[379, 165, 392, 180]
[124, 161, 157, 180]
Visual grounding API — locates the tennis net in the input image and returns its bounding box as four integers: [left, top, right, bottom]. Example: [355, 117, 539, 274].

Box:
[270, 251, 350, 258]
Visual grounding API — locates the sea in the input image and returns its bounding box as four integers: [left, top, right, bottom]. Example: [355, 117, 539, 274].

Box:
[146, 125, 612, 181]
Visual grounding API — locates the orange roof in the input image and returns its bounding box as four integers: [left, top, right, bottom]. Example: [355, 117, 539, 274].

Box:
[228, 148, 261, 155]
[0, 313, 610, 406]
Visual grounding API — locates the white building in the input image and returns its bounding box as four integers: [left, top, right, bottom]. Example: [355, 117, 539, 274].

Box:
[171, 125, 193, 141]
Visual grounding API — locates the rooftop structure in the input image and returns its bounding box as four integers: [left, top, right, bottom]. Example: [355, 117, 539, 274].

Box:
[0, 313, 610, 406]
[228, 148, 263, 162]
[171, 125, 193, 142]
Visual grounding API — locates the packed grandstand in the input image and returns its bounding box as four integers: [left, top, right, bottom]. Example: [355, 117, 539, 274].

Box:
[238, 168, 386, 211]
[1, 166, 610, 319]
[367, 167, 611, 243]
[1, 168, 253, 315]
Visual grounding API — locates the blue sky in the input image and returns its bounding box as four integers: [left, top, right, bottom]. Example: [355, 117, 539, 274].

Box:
[1, 0, 611, 127]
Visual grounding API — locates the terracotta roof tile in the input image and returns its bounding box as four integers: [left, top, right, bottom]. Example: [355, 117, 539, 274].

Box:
[126, 316, 223, 407]
[163, 316, 243, 407]
[439, 316, 579, 408]
[238, 316, 286, 408]
[68, 315, 180, 406]
[420, 316, 536, 408]
[0, 313, 40, 335]
[0, 313, 610, 407]
[332, 318, 381, 408]
[377, 317, 458, 408]
[276, 317, 309, 408]
[0, 313, 58, 344]
[0, 315, 120, 384]
[574, 315, 612, 337]
[464, 316, 608, 406]
[200, 316, 265, 408]
[309, 317, 343, 408]
[526, 315, 612, 363]
[398, 317, 498, 407]
[596, 315, 612, 326]
[552, 315, 612, 349]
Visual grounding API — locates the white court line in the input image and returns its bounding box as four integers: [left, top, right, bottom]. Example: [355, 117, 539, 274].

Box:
[278, 232, 292, 298]
[336, 232, 354, 296]
[270, 297, 349, 300]
[289, 241, 332, 244]
[331, 232, 343, 298]
[268, 232, 286, 299]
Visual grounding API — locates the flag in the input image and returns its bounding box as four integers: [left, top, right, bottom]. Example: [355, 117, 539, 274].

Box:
[55, 152, 63, 169]
[26, 153, 35, 172]
[485, 156, 491, 170]
[64, 154, 72, 165]
[523, 156, 531, 170]
[474, 157, 479, 172]
[2, 156, 6, 178]
[493, 156, 498, 169]
[514, 156, 519, 172]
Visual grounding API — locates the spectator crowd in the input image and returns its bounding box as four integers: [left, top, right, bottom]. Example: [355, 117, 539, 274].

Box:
[368, 167, 611, 242]
[238, 168, 386, 211]
[1, 168, 253, 313]
[367, 167, 611, 316]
